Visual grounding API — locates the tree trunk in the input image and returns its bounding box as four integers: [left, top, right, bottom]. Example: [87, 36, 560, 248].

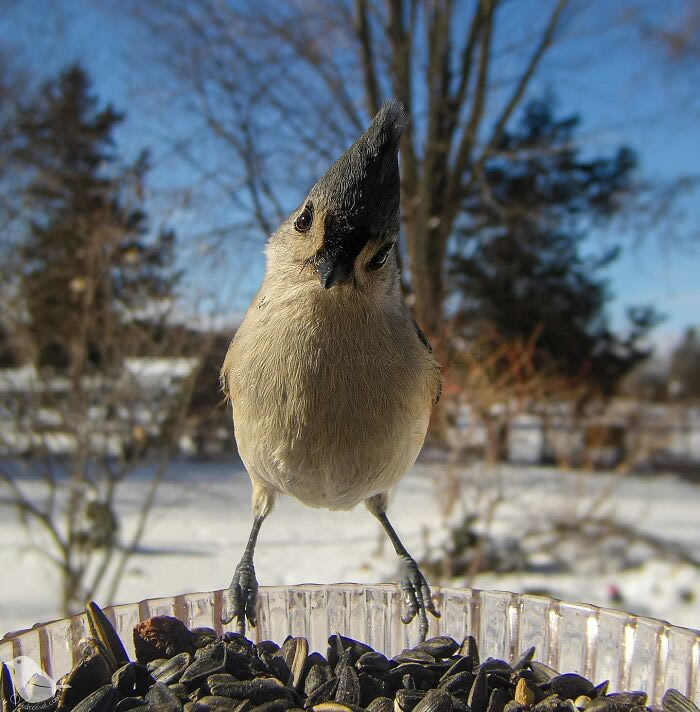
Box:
[403, 206, 448, 339]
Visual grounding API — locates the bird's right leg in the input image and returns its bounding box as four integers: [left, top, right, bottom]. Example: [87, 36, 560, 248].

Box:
[366, 493, 440, 641]
[222, 481, 274, 634]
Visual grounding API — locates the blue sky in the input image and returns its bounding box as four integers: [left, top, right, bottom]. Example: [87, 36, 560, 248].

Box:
[2, 0, 698, 352]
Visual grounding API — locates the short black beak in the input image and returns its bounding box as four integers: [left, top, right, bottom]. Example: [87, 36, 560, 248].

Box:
[316, 252, 351, 289]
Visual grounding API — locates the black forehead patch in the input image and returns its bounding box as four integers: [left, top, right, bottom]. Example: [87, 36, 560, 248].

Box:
[320, 209, 384, 266]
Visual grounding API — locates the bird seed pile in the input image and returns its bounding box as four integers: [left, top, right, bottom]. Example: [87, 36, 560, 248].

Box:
[1, 602, 697, 712]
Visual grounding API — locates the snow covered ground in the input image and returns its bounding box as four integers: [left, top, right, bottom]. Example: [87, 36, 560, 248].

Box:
[1, 456, 698, 637]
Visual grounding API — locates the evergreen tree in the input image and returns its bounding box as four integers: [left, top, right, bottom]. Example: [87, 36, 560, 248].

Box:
[451, 98, 661, 394]
[14, 64, 178, 372]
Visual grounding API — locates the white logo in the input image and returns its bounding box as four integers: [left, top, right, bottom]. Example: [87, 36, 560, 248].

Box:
[4, 655, 70, 705]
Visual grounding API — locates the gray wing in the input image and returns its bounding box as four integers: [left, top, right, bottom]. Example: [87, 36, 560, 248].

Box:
[411, 316, 441, 405]
[412, 316, 431, 352]
[24, 672, 56, 702]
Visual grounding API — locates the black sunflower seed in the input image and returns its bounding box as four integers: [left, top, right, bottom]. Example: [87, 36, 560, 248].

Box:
[608, 692, 648, 708]
[210, 679, 294, 705]
[416, 638, 459, 659]
[468, 664, 489, 712]
[116, 698, 147, 712]
[304, 677, 340, 708]
[198, 696, 252, 711]
[145, 681, 183, 711]
[413, 689, 454, 712]
[438, 671, 473, 695]
[530, 663, 560, 686]
[154, 654, 192, 686]
[396, 688, 428, 712]
[181, 643, 228, 685]
[72, 684, 119, 712]
[662, 690, 699, 712]
[486, 687, 513, 712]
[335, 667, 361, 707]
[356, 653, 393, 675]
[366, 697, 393, 712]
[305, 665, 335, 697]
[511, 648, 536, 672]
[42, 604, 693, 712]
[457, 637, 479, 665]
[550, 674, 595, 702]
[358, 673, 392, 707]
[395, 650, 437, 665]
[439, 656, 473, 683]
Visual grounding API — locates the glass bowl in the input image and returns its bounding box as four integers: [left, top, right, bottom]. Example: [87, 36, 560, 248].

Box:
[1, 584, 698, 706]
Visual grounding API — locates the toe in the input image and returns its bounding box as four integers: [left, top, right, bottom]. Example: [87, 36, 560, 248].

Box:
[222, 587, 241, 627]
[399, 556, 440, 637]
[222, 560, 259, 632]
[222, 569, 245, 628]
[401, 583, 419, 624]
[245, 581, 258, 627]
[421, 581, 440, 618]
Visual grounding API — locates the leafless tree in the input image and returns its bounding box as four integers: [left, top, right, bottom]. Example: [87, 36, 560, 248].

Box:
[0, 260, 210, 617]
[422, 455, 700, 589]
[0, 292, 204, 619]
[128, 0, 577, 341]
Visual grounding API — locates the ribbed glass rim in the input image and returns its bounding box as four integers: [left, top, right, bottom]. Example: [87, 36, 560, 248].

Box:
[1, 584, 698, 706]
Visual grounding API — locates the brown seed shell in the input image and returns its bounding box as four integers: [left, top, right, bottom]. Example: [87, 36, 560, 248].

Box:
[515, 679, 535, 708]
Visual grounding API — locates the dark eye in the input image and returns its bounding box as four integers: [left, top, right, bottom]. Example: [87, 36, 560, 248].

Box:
[368, 241, 395, 270]
[294, 204, 313, 232]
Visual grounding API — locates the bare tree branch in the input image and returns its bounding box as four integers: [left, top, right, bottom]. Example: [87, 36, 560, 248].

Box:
[127, 0, 587, 337]
[0, 467, 68, 560]
[387, 0, 419, 203]
[451, 2, 484, 119]
[355, 0, 381, 117]
[445, 0, 494, 223]
[480, 0, 569, 162]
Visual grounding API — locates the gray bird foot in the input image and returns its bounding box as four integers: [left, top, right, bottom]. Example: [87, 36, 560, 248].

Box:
[398, 555, 440, 641]
[222, 557, 258, 634]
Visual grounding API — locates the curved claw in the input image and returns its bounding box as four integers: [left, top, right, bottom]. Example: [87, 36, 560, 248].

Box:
[399, 556, 440, 641]
[221, 558, 259, 634]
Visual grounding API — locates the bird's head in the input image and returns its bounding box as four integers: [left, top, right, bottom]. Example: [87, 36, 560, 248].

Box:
[267, 100, 407, 295]
[6, 656, 39, 683]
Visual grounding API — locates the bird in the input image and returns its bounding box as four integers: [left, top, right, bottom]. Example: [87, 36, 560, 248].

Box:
[220, 100, 442, 640]
[5, 655, 68, 704]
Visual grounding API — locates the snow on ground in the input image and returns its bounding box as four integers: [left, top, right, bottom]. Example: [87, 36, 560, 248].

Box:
[0, 456, 698, 637]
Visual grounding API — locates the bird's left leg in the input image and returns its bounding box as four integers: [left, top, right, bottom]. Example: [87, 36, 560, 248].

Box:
[222, 481, 274, 634]
[366, 493, 440, 641]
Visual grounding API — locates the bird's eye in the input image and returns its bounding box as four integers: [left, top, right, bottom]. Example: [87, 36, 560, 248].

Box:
[368, 241, 395, 270]
[294, 204, 313, 233]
